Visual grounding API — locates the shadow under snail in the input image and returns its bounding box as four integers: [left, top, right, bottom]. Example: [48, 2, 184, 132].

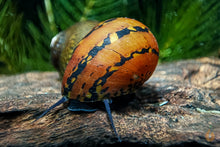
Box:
[36, 17, 159, 142]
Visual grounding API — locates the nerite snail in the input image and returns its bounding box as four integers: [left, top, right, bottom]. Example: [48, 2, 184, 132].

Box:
[36, 17, 159, 142]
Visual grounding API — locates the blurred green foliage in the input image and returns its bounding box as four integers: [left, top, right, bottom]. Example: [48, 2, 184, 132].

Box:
[0, 0, 219, 74]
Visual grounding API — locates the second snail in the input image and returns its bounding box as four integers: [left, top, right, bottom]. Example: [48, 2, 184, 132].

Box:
[36, 17, 159, 142]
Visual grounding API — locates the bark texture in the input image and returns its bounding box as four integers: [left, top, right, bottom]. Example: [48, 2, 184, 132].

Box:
[0, 57, 219, 146]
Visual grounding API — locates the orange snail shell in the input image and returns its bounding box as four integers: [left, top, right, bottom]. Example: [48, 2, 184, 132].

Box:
[37, 18, 159, 142]
[62, 17, 159, 102]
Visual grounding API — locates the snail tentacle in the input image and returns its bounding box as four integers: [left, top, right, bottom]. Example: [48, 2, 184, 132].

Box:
[34, 96, 68, 122]
[103, 99, 121, 142]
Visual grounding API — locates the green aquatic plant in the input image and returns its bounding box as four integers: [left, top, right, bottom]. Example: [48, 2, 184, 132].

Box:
[0, 0, 54, 73]
[0, 0, 135, 73]
[0, 0, 24, 73]
[158, 0, 220, 61]
[138, 0, 220, 61]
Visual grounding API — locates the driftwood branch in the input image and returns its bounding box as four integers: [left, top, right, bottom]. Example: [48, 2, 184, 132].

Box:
[0, 57, 219, 146]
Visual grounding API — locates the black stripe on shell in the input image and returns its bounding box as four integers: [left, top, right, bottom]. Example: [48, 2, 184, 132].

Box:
[62, 35, 111, 96]
[87, 47, 157, 101]
[116, 26, 148, 39]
